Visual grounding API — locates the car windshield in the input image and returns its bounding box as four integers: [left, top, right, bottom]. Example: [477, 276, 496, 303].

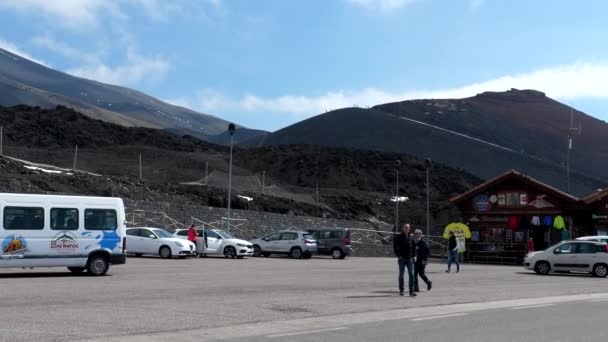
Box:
[153, 229, 173, 238]
[303, 234, 315, 240]
[217, 230, 234, 239]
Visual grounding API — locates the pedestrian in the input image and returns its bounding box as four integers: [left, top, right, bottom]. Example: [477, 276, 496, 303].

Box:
[187, 224, 198, 256]
[413, 229, 432, 292]
[394, 223, 416, 297]
[446, 232, 460, 273]
[527, 237, 535, 253]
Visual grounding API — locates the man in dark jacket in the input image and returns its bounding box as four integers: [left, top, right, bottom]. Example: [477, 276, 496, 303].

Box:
[394, 223, 416, 297]
[413, 229, 432, 292]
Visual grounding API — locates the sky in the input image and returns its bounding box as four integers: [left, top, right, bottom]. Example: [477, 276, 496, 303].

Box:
[1, 0, 608, 131]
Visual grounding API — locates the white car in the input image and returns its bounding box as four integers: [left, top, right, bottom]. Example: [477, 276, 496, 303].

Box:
[250, 231, 317, 259]
[523, 240, 608, 277]
[576, 236, 608, 243]
[173, 228, 254, 258]
[126, 227, 196, 259]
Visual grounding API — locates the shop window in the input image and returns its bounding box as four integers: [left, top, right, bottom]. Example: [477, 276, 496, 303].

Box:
[499, 192, 523, 208]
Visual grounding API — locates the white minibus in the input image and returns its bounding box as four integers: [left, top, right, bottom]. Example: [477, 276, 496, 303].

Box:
[0, 193, 127, 275]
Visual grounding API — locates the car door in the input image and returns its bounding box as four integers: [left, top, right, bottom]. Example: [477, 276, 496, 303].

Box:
[260, 233, 281, 252]
[278, 232, 298, 252]
[126, 228, 143, 253]
[204, 229, 223, 254]
[139, 228, 158, 254]
[574, 242, 599, 272]
[551, 243, 577, 270]
[317, 231, 331, 254]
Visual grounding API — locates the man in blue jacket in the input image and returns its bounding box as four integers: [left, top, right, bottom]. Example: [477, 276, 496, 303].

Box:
[394, 223, 416, 297]
[413, 229, 432, 292]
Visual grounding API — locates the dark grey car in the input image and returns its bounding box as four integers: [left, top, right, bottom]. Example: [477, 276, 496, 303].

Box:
[307, 228, 352, 259]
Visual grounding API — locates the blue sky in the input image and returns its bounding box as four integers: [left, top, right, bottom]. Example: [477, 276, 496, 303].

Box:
[1, 0, 608, 131]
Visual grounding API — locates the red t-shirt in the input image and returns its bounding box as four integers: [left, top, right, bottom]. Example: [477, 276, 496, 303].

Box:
[527, 239, 534, 252]
[187, 227, 197, 242]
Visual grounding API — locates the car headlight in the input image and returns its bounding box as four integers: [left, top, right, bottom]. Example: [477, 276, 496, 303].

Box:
[173, 241, 184, 247]
[237, 243, 247, 247]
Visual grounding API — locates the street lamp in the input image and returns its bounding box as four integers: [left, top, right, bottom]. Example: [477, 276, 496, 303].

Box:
[227, 123, 236, 229]
[425, 158, 432, 238]
[395, 160, 401, 233]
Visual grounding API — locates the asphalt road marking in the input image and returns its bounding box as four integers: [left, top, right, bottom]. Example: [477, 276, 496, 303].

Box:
[78, 292, 608, 342]
[267, 327, 347, 338]
[511, 304, 554, 310]
[411, 313, 468, 321]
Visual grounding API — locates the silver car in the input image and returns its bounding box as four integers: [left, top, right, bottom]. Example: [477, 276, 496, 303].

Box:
[250, 231, 317, 259]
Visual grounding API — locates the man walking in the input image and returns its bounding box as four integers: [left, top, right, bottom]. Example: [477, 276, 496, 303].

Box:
[187, 224, 198, 256]
[446, 231, 460, 273]
[394, 223, 416, 297]
[413, 229, 432, 292]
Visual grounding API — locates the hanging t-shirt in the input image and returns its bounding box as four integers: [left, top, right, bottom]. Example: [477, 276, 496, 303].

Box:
[543, 216, 553, 226]
[554, 216, 566, 230]
[561, 229, 570, 240]
[508, 215, 518, 231]
[531, 216, 541, 226]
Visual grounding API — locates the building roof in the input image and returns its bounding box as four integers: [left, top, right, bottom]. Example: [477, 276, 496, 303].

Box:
[582, 188, 608, 204]
[450, 169, 579, 204]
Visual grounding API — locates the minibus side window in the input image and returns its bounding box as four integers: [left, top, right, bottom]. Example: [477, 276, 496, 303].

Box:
[3, 207, 44, 230]
[51, 208, 79, 230]
[84, 209, 117, 231]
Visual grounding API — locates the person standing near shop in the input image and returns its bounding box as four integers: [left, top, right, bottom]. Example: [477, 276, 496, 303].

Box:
[527, 237, 535, 253]
[187, 224, 198, 256]
[413, 229, 432, 292]
[394, 223, 416, 297]
[446, 232, 460, 273]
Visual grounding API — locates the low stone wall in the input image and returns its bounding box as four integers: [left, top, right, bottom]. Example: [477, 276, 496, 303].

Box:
[125, 200, 396, 257]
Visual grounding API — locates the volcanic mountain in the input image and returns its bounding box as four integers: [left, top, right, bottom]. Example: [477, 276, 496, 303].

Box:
[245, 89, 608, 196]
[0, 48, 266, 143]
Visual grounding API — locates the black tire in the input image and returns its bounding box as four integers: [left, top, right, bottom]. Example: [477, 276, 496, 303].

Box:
[290, 247, 303, 259]
[262, 252, 271, 257]
[68, 267, 85, 274]
[159, 246, 172, 259]
[253, 245, 262, 257]
[303, 252, 312, 259]
[534, 261, 550, 275]
[86, 254, 109, 276]
[134, 253, 143, 257]
[237, 256, 245, 259]
[593, 264, 608, 278]
[224, 246, 237, 259]
[331, 248, 345, 260]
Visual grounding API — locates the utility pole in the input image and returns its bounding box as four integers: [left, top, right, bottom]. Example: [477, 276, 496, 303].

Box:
[73, 145, 78, 170]
[566, 109, 581, 194]
[227, 123, 236, 229]
[262, 170, 266, 195]
[425, 158, 432, 238]
[395, 160, 401, 233]
[139, 152, 142, 180]
[0, 126, 3, 156]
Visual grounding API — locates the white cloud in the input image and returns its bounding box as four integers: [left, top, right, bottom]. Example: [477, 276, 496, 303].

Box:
[0, 0, 125, 29]
[67, 50, 170, 86]
[32, 35, 100, 64]
[345, 0, 417, 11]
[178, 61, 608, 119]
[0, 39, 49, 67]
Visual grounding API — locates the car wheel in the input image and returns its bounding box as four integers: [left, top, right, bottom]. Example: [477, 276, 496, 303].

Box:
[253, 245, 262, 257]
[262, 252, 271, 257]
[68, 267, 85, 274]
[534, 261, 550, 275]
[331, 248, 345, 259]
[159, 246, 172, 259]
[593, 264, 608, 278]
[224, 246, 237, 259]
[134, 253, 143, 257]
[290, 247, 303, 259]
[86, 254, 109, 276]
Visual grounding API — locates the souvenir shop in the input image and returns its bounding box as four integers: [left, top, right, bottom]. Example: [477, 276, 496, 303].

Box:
[583, 189, 608, 236]
[449, 170, 581, 263]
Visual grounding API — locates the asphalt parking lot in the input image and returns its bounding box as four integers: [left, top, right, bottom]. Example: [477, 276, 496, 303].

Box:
[1, 256, 606, 341]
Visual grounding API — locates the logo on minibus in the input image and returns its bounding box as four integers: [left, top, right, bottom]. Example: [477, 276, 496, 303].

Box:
[2, 235, 28, 254]
[50, 232, 79, 250]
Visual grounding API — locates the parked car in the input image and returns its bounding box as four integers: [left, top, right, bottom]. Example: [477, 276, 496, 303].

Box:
[523, 240, 608, 277]
[576, 236, 608, 243]
[307, 228, 352, 259]
[250, 231, 317, 259]
[126, 227, 196, 259]
[173, 228, 253, 258]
